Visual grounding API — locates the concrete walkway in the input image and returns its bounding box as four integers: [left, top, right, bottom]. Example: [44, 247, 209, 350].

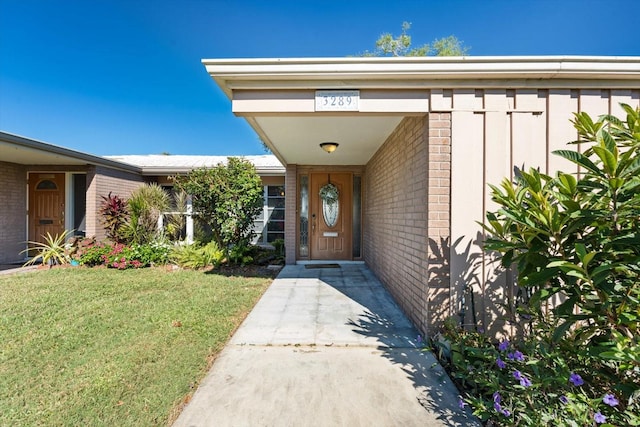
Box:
[173, 264, 478, 427]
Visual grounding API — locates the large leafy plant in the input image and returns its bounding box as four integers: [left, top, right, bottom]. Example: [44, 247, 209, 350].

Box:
[454, 104, 640, 425]
[99, 192, 129, 244]
[174, 157, 263, 251]
[123, 183, 170, 245]
[21, 230, 73, 266]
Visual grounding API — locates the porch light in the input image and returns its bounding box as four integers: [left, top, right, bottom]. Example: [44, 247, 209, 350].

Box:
[320, 142, 339, 153]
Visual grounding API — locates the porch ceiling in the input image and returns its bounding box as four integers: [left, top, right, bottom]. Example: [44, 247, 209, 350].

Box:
[251, 116, 403, 166]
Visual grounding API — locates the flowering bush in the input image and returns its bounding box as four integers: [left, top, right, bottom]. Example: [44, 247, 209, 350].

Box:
[70, 237, 111, 266]
[436, 106, 640, 426]
[436, 321, 638, 426]
[69, 237, 170, 269]
[101, 244, 142, 269]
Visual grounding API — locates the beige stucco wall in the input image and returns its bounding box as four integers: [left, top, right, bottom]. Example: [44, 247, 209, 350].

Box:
[0, 161, 27, 263]
[86, 166, 145, 241]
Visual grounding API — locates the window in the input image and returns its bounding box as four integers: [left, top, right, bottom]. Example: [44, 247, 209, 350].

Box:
[36, 179, 58, 190]
[253, 185, 285, 244]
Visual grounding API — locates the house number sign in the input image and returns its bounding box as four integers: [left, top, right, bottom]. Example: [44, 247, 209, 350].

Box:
[315, 90, 359, 111]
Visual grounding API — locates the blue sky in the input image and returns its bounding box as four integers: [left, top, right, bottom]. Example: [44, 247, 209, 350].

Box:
[1, 0, 638, 156]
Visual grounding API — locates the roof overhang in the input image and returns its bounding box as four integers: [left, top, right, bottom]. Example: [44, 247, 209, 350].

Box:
[0, 131, 141, 173]
[104, 154, 286, 176]
[203, 56, 640, 166]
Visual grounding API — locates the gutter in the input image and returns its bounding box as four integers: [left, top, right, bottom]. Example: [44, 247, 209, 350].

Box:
[0, 131, 141, 173]
[203, 56, 640, 98]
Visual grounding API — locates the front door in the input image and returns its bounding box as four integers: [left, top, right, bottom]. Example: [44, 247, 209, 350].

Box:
[28, 173, 66, 245]
[310, 172, 352, 260]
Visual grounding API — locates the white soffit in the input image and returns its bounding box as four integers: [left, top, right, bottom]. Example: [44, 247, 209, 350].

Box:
[253, 116, 403, 165]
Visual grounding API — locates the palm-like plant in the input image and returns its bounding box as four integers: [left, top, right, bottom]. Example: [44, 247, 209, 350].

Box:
[21, 230, 73, 266]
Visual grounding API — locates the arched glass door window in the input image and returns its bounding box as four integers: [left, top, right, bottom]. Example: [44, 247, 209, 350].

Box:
[36, 180, 58, 190]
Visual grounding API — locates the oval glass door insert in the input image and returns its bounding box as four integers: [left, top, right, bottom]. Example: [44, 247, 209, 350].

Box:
[322, 198, 339, 228]
[319, 183, 339, 228]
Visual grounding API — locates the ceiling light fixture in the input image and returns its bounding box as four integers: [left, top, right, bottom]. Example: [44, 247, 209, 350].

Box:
[319, 142, 339, 154]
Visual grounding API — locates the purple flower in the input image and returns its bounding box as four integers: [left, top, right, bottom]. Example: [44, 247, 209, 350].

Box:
[493, 401, 502, 412]
[508, 350, 525, 361]
[458, 398, 467, 409]
[496, 357, 506, 369]
[569, 372, 584, 386]
[416, 334, 422, 344]
[513, 370, 532, 387]
[559, 395, 569, 405]
[493, 391, 502, 403]
[603, 393, 619, 407]
[498, 340, 510, 352]
[501, 408, 511, 417]
[594, 411, 606, 424]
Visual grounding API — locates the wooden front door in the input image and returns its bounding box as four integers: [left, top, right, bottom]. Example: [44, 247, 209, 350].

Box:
[29, 173, 66, 245]
[310, 173, 352, 260]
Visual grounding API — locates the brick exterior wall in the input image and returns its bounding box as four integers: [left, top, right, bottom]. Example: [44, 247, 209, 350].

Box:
[364, 114, 452, 336]
[0, 161, 27, 263]
[86, 166, 145, 241]
[284, 164, 297, 265]
[425, 113, 452, 331]
[364, 116, 431, 333]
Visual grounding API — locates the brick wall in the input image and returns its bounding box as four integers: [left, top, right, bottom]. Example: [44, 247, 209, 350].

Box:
[364, 116, 430, 333]
[284, 164, 297, 264]
[364, 114, 452, 336]
[425, 113, 452, 330]
[0, 161, 27, 263]
[86, 166, 145, 241]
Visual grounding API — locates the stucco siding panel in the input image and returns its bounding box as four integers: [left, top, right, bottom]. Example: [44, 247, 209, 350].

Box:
[450, 111, 485, 328]
[547, 90, 579, 174]
[449, 88, 640, 334]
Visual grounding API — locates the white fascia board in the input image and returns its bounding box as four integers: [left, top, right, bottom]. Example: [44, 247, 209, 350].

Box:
[203, 56, 640, 96]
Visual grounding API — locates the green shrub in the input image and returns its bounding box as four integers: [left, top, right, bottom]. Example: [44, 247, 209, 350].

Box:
[69, 237, 112, 266]
[272, 238, 285, 257]
[173, 158, 263, 250]
[123, 184, 170, 245]
[228, 240, 255, 266]
[442, 105, 640, 425]
[126, 242, 171, 266]
[169, 241, 224, 269]
[69, 238, 170, 269]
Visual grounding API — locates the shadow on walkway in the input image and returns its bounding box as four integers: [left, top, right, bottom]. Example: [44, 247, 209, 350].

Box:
[173, 263, 479, 427]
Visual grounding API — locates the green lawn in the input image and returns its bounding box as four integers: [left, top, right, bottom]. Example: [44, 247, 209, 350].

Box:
[0, 267, 272, 426]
